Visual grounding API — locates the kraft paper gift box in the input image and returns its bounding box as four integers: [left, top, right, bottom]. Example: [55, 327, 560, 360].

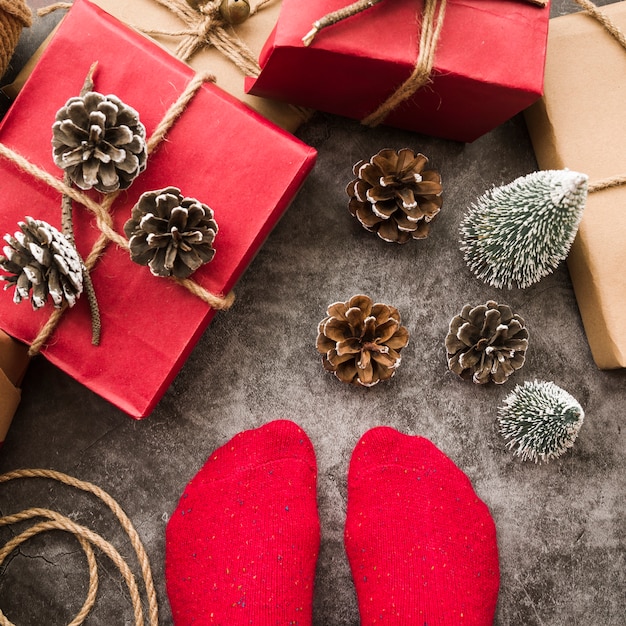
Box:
[246, 0, 550, 143]
[0, 0, 317, 418]
[524, 1, 626, 369]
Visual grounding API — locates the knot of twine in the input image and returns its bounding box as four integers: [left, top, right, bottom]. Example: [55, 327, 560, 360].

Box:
[142, 0, 271, 73]
[0, 0, 32, 78]
[0, 468, 158, 626]
[0, 69, 235, 357]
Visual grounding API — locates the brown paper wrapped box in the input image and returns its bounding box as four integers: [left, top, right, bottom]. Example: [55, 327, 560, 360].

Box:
[0, 331, 30, 445]
[524, 1, 626, 369]
[5, 0, 310, 132]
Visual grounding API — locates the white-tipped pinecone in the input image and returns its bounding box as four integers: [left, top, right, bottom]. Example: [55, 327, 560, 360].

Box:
[124, 187, 218, 279]
[52, 91, 147, 193]
[0, 217, 83, 309]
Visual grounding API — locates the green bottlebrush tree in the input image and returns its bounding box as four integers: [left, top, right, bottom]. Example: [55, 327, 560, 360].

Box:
[498, 380, 585, 463]
[460, 170, 588, 289]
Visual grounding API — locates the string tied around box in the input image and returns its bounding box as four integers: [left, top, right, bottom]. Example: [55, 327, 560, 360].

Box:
[144, 0, 272, 70]
[302, 0, 548, 127]
[0, 65, 235, 357]
[0, 468, 159, 626]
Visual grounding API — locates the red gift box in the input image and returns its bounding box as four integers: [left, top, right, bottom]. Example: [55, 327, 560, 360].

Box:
[0, 0, 316, 418]
[246, 0, 550, 142]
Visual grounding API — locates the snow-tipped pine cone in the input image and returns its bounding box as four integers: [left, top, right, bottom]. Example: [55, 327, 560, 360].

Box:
[52, 91, 147, 193]
[0, 217, 83, 310]
[124, 186, 218, 279]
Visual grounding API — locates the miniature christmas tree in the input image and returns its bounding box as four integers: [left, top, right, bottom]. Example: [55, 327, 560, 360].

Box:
[498, 380, 585, 463]
[460, 169, 588, 289]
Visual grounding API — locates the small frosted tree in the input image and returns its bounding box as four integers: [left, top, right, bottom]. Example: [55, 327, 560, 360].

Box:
[498, 380, 585, 463]
[460, 170, 588, 289]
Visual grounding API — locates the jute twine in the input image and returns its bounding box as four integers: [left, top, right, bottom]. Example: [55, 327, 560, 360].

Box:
[143, 0, 272, 69]
[0, 468, 158, 626]
[0, 68, 235, 357]
[0, 0, 32, 79]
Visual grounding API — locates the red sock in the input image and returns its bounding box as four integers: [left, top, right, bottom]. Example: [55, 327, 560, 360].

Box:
[165, 420, 320, 625]
[345, 427, 499, 625]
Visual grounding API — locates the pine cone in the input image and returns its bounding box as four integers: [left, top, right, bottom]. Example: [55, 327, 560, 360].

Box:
[0, 217, 83, 310]
[52, 91, 147, 193]
[445, 301, 528, 384]
[316, 294, 409, 387]
[124, 186, 218, 279]
[346, 148, 443, 244]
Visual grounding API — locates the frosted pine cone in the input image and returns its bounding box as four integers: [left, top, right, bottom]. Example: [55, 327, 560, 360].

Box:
[445, 301, 528, 384]
[316, 294, 409, 386]
[347, 148, 443, 243]
[52, 91, 147, 193]
[124, 187, 218, 279]
[0, 217, 83, 309]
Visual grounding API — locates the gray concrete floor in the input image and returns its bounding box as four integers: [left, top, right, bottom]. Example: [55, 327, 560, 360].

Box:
[1, 1, 624, 624]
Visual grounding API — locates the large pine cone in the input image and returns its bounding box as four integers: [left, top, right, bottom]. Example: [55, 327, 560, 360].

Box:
[52, 91, 147, 193]
[445, 301, 528, 384]
[316, 294, 409, 387]
[347, 148, 443, 244]
[124, 186, 218, 279]
[0, 217, 83, 310]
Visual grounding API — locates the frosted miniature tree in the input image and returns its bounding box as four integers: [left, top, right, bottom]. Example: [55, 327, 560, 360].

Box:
[460, 170, 588, 289]
[498, 380, 585, 463]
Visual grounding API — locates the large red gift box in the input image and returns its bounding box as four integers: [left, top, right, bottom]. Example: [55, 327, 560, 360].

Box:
[0, 0, 316, 418]
[246, 0, 550, 142]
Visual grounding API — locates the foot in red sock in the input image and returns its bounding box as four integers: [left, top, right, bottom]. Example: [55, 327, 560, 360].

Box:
[166, 420, 320, 625]
[345, 427, 499, 625]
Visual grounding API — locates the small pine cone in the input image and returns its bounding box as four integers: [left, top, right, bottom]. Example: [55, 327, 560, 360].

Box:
[316, 294, 409, 387]
[445, 300, 528, 384]
[0, 217, 83, 310]
[52, 91, 147, 193]
[346, 148, 443, 244]
[124, 186, 218, 279]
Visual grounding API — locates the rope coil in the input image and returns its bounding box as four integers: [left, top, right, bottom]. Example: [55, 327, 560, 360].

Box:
[0, 468, 158, 626]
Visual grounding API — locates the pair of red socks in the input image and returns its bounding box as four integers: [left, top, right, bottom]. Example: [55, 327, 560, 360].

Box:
[165, 420, 499, 625]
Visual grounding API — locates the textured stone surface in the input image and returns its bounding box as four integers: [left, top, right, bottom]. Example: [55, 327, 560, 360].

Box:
[1, 1, 624, 624]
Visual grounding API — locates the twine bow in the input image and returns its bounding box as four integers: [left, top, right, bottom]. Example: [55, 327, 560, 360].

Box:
[140, 0, 273, 71]
[0, 68, 235, 357]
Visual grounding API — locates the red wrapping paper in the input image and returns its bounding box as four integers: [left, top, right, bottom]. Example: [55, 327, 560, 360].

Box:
[0, 0, 316, 418]
[246, 0, 550, 142]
